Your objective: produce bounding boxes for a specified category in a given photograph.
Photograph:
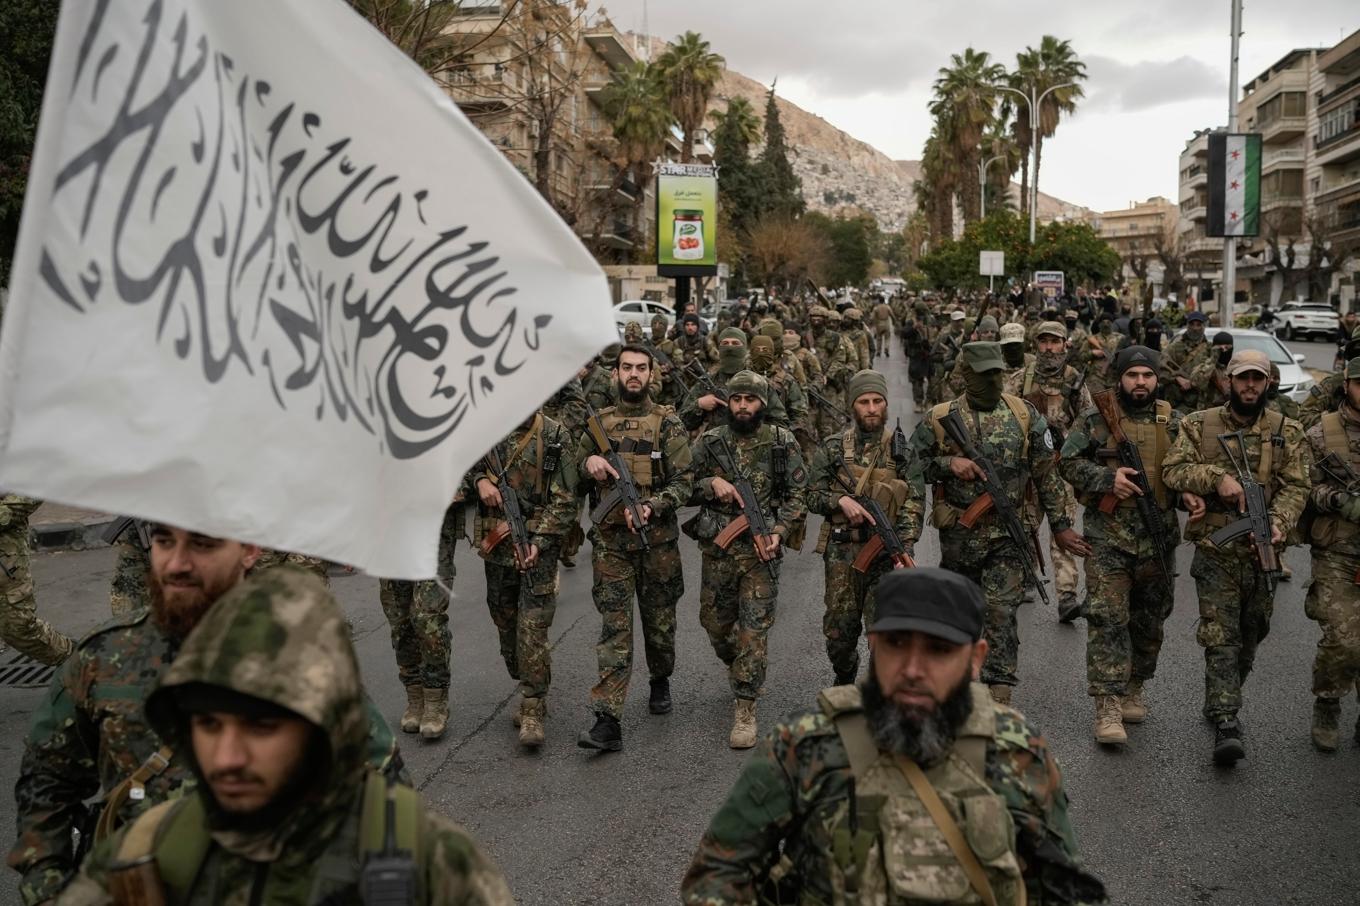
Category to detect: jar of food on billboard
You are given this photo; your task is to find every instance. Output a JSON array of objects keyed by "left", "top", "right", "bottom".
[{"left": 672, "top": 209, "right": 705, "bottom": 261}]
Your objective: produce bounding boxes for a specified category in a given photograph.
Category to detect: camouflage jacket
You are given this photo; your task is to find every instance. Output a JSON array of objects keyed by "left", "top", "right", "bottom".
[
  {"left": 0, "top": 493, "right": 42, "bottom": 529},
  {"left": 1162, "top": 405, "right": 1311, "bottom": 547},
  {"left": 1059, "top": 402, "right": 1185, "bottom": 555},
  {"left": 1304, "top": 402, "right": 1360, "bottom": 557},
  {"left": 680, "top": 368, "right": 789, "bottom": 433},
  {"left": 572, "top": 398, "right": 693, "bottom": 551},
  {"left": 674, "top": 332, "right": 713, "bottom": 368},
  {"left": 930, "top": 328, "right": 965, "bottom": 369},
  {"left": 1299, "top": 370, "right": 1345, "bottom": 430},
  {"left": 582, "top": 364, "right": 616, "bottom": 411},
  {"left": 680, "top": 692, "right": 1106, "bottom": 905},
  {"left": 543, "top": 376, "right": 588, "bottom": 433},
  {"left": 911, "top": 396, "right": 1073, "bottom": 539},
  {"left": 806, "top": 426, "right": 926, "bottom": 546},
  {"left": 1159, "top": 334, "right": 1214, "bottom": 405},
  {"left": 10, "top": 610, "right": 402, "bottom": 905},
  {"left": 843, "top": 326, "right": 873, "bottom": 370},
  {"left": 57, "top": 569, "right": 512, "bottom": 906},
  {"left": 812, "top": 331, "right": 856, "bottom": 390},
  {"left": 1004, "top": 362, "right": 1094, "bottom": 438},
  {"left": 682, "top": 423, "right": 809, "bottom": 556},
  {"left": 1188, "top": 358, "right": 1229, "bottom": 410},
  {"left": 468, "top": 414, "right": 579, "bottom": 566},
  {"left": 790, "top": 346, "right": 824, "bottom": 389},
  {"left": 753, "top": 362, "right": 809, "bottom": 428},
  {"left": 1266, "top": 391, "right": 1301, "bottom": 421}
]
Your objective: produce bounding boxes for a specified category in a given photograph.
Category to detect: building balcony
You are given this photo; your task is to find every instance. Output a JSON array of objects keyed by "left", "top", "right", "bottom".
[
  {"left": 1318, "top": 75, "right": 1360, "bottom": 114},
  {"left": 1262, "top": 147, "right": 1306, "bottom": 174},
  {"left": 1183, "top": 236, "right": 1226, "bottom": 255},
  {"left": 584, "top": 29, "right": 637, "bottom": 71},
  {"left": 444, "top": 68, "right": 517, "bottom": 110},
  {"left": 1315, "top": 122, "right": 1360, "bottom": 166},
  {"left": 1182, "top": 167, "right": 1207, "bottom": 190},
  {"left": 1179, "top": 204, "right": 1207, "bottom": 223},
  {"left": 588, "top": 175, "right": 641, "bottom": 201},
  {"left": 1260, "top": 114, "right": 1308, "bottom": 143},
  {"left": 582, "top": 217, "right": 637, "bottom": 250},
  {"left": 1318, "top": 29, "right": 1360, "bottom": 77},
  {"left": 1316, "top": 175, "right": 1360, "bottom": 207},
  {"left": 1261, "top": 193, "right": 1303, "bottom": 214}
]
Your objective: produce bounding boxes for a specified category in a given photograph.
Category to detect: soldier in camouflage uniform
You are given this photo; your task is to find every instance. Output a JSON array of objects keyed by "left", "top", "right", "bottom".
[
  {"left": 108, "top": 532, "right": 152, "bottom": 616},
  {"left": 842, "top": 307, "right": 873, "bottom": 370},
  {"left": 545, "top": 374, "right": 590, "bottom": 568},
  {"left": 378, "top": 502, "right": 463, "bottom": 741},
  {"left": 0, "top": 495, "right": 74, "bottom": 666},
  {"left": 582, "top": 344, "right": 620, "bottom": 411},
  {"left": 1060, "top": 346, "right": 1184, "bottom": 746},
  {"left": 943, "top": 316, "right": 1001, "bottom": 401},
  {"left": 902, "top": 302, "right": 935, "bottom": 411},
  {"left": 808, "top": 307, "right": 857, "bottom": 435},
  {"left": 1188, "top": 331, "right": 1234, "bottom": 412},
  {"left": 808, "top": 370, "right": 925, "bottom": 685},
  {"left": 1163, "top": 349, "right": 1311, "bottom": 766},
  {"left": 469, "top": 410, "right": 577, "bottom": 748},
  {"left": 1301, "top": 357, "right": 1360, "bottom": 751},
  {"left": 647, "top": 312, "right": 685, "bottom": 406},
  {"left": 929, "top": 310, "right": 967, "bottom": 405},
  {"left": 681, "top": 371, "right": 808, "bottom": 748},
  {"left": 681, "top": 568, "right": 1106, "bottom": 906},
  {"left": 1266, "top": 362, "right": 1301, "bottom": 421},
  {"left": 679, "top": 329, "right": 789, "bottom": 434},
  {"left": 1082, "top": 316, "right": 1129, "bottom": 395},
  {"left": 575, "top": 345, "right": 694, "bottom": 753},
  {"left": 871, "top": 296, "right": 894, "bottom": 358},
  {"left": 1299, "top": 327, "right": 1360, "bottom": 429},
  {"left": 8, "top": 525, "right": 402, "bottom": 905},
  {"left": 672, "top": 313, "right": 711, "bottom": 369},
  {"left": 748, "top": 334, "right": 812, "bottom": 452},
  {"left": 1006, "top": 321, "right": 1095, "bottom": 621},
  {"left": 782, "top": 323, "right": 823, "bottom": 391},
  {"left": 1159, "top": 310, "right": 1214, "bottom": 411},
  {"left": 998, "top": 321, "right": 1033, "bottom": 378},
  {"left": 911, "top": 342, "right": 1091, "bottom": 704},
  {"left": 58, "top": 568, "right": 512, "bottom": 906}
]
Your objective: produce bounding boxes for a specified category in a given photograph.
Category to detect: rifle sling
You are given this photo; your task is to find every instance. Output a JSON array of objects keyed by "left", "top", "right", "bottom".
[{"left": 894, "top": 756, "right": 1005, "bottom": 906}]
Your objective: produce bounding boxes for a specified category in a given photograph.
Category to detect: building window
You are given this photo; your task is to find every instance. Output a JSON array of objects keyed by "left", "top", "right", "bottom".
[{"left": 1258, "top": 90, "right": 1306, "bottom": 125}]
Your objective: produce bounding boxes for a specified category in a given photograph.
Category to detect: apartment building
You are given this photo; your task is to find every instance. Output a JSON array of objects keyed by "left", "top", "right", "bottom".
[
  {"left": 1309, "top": 30, "right": 1360, "bottom": 265},
  {"left": 1177, "top": 129, "right": 1224, "bottom": 301}
]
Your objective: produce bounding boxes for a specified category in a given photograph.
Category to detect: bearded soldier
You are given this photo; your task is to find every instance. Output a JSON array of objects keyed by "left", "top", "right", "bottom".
[
  {"left": 1006, "top": 321, "right": 1095, "bottom": 621},
  {"left": 681, "top": 328, "right": 788, "bottom": 434},
  {"left": 681, "top": 371, "right": 808, "bottom": 748},
  {"left": 1163, "top": 349, "right": 1311, "bottom": 766},
  {"left": 1300, "top": 327, "right": 1360, "bottom": 429},
  {"left": 1160, "top": 310, "right": 1214, "bottom": 411},
  {"left": 1060, "top": 347, "right": 1185, "bottom": 746},
  {"left": 681, "top": 569, "right": 1107, "bottom": 906},
  {"left": 808, "top": 370, "right": 925, "bottom": 684},
  {"left": 911, "top": 342, "right": 1092, "bottom": 704},
  {"left": 674, "top": 313, "right": 712, "bottom": 369}
]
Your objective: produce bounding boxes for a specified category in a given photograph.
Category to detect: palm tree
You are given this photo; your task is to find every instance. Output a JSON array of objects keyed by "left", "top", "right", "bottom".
[
  {"left": 1011, "top": 37, "right": 1086, "bottom": 221},
  {"left": 709, "top": 95, "right": 762, "bottom": 147},
  {"left": 980, "top": 119, "right": 1023, "bottom": 217},
  {"left": 656, "top": 31, "right": 725, "bottom": 163},
  {"left": 930, "top": 48, "right": 1005, "bottom": 226},
  {"left": 916, "top": 130, "right": 960, "bottom": 245},
  {"left": 600, "top": 61, "right": 673, "bottom": 243}
]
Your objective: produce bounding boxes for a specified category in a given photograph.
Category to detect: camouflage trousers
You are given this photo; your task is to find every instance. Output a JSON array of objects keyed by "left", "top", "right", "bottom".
[
  {"left": 1050, "top": 489, "right": 1080, "bottom": 599},
  {"left": 109, "top": 540, "right": 150, "bottom": 616},
  {"left": 1189, "top": 544, "right": 1275, "bottom": 721},
  {"left": 940, "top": 530, "right": 1025, "bottom": 687},
  {"left": 699, "top": 548, "right": 779, "bottom": 701},
  {"left": 1084, "top": 543, "right": 1175, "bottom": 696},
  {"left": 0, "top": 525, "right": 73, "bottom": 665},
  {"left": 1305, "top": 548, "right": 1360, "bottom": 700},
  {"left": 589, "top": 542, "right": 683, "bottom": 719},
  {"left": 821, "top": 544, "right": 894, "bottom": 681},
  {"left": 379, "top": 577, "right": 452, "bottom": 690},
  {"left": 482, "top": 543, "right": 559, "bottom": 699}
]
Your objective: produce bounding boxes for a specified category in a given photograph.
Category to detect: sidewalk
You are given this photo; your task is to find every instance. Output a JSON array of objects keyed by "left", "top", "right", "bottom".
[{"left": 27, "top": 502, "right": 114, "bottom": 551}]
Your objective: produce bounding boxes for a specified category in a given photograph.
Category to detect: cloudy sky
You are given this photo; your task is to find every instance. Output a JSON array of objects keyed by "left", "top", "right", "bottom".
[{"left": 598, "top": 0, "right": 1357, "bottom": 213}]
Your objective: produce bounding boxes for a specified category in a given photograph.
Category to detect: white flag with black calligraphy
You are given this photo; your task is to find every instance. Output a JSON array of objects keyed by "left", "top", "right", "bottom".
[{"left": 0, "top": 0, "right": 615, "bottom": 578}]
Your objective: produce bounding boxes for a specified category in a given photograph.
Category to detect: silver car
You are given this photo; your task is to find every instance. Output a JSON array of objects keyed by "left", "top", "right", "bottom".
[{"left": 1171, "top": 327, "right": 1316, "bottom": 403}]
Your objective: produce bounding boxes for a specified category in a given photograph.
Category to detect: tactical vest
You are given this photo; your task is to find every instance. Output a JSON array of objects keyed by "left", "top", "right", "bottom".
[
  {"left": 927, "top": 395, "right": 1033, "bottom": 531},
  {"left": 596, "top": 405, "right": 666, "bottom": 527},
  {"left": 818, "top": 684, "right": 1025, "bottom": 906},
  {"left": 816, "top": 430, "right": 910, "bottom": 554},
  {"left": 1309, "top": 412, "right": 1360, "bottom": 548},
  {"left": 1094, "top": 400, "right": 1172, "bottom": 510},
  {"left": 1191, "top": 407, "right": 1285, "bottom": 537},
  {"left": 1019, "top": 363, "right": 1076, "bottom": 431},
  {"left": 472, "top": 415, "right": 557, "bottom": 547}
]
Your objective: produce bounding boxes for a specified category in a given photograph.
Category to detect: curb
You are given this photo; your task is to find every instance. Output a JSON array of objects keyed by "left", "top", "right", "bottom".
[{"left": 29, "top": 519, "right": 116, "bottom": 553}]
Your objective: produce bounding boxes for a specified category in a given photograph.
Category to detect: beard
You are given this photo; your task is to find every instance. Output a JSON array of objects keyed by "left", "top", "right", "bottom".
[
  {"left": 1229, "top": 387, "right": 1267, "bottom": 419},
  {"left": 1117, "top": 384, "right": 1154, "bottom": 411},
  {"left": 730, "top": 407, "right": 766, "bottom": 435},
  {"left": 617, "top": 379, "right": 646, "bottom": 404},
  {"left": 854, "top": 413, "right": 884, "bottom": 434},
  {"left": 148, "top": 567, "right": 238, "bottom": 640},
  {"left": 199, "top": 730, "right": 327, "bottom": 834},
  {"left": 861, "top": 659, "right": 974, "bottom": 766}
]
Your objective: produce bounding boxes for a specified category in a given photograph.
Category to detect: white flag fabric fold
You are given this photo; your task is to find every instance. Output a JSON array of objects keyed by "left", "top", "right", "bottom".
[{"left": 0, "top": 0, "right": 614, "bottom": 578}]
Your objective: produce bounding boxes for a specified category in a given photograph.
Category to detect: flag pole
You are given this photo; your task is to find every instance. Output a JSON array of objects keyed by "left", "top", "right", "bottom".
[{"left": 1221, "top": 0, "right": 1242, "bottom": 329}]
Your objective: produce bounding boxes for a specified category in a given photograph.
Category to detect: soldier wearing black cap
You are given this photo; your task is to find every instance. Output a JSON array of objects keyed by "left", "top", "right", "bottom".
[
  {"left": 1189, "top": 331, "right": 1234, "bottom": 411},
  {"left": 1160, "top": 310, "right": 1213, "bottom": 410},
  {"left": 1060, "top": 346, "right": 1188, "bottom": 746},
  {"left": 682, "top": 568, "right": 1106, "bottom": 906}
]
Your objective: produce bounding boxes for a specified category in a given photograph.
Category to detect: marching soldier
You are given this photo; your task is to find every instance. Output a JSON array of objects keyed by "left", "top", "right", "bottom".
[
  {"left": 1160, "top": 310, "right": 1213, "bottom": 410},
  {"left": 808, "top": 306, "right": 857, "bottom": 434},
  {"left": 998, "top": 322, "right": 1031, "bottom": 378},
  {"left": 807, "top": 370, "right": 924, "bottom": 684},
  {"left": 545, "top": 374, "right": 589, "bottom": 568},
  {"left": 681, "top": 371, "right": 808, "bottom": 748},
  {"left": 902, "top": 302, "right": 934, "bottom": 411},
  {"left": 1163, "top": 349, "right": 1311, "bottom": 766},
  {"left": 1266, "top": 362, "right": 1301, "bottom": 421},
  {"left": 674, "top": 313, "right": 712, "bottom": 368},
  {"left": 575, "top": 345, "right": 693, "bottom": 753},
  {"left": 680, "top": 329, "right": 787, "bottom": 434},
  {"left": 928, "top": 310, "right": 966, "bottom": 405},
  {"left": 1300, "top": 326, "right": 1360, "bottom": 429},
  {"left": 1301, "top": 356, "right": 1360, "bottom": 751},
  {"left": 1060, "top": 347, "right": 1184, "bottom": 745},
  {"left": 0, "top": 495, "right": 74, "bottom": 666},
  {"left": 910, "top": 342, "right": 1091, "bottom": 704},
  {"left": 871, "top": 295, "right": 894, "bottom": 358},
  {"left": 1188, "top": 331, "right": 1234, "bottom": 411},
  {"left": 842, "top": 307, "right": 873, "bottom": 369}
]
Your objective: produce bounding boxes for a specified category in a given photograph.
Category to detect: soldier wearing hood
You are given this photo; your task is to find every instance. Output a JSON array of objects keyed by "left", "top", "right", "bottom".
[
  {"left": 679, "top": 329, "right": 788, "bottom": 434},
  {"left": 56, "top": 568, "right": 512, "bottom": 905}
]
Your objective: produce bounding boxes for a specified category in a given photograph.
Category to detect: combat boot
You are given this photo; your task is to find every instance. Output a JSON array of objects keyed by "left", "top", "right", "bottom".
[
  {"left": 1094, "top": 696, "right": 1127, "bottom": 746},
  {"left": 648, "top": 677, "right": 673, "bottom": 715},
  {"left": 518, "top": 697, "right": 545, "bottom": 748},
  {"left": 1212, "top": 719, "right": 1245, "bottom": 766},
  {"left": 988, "top": 684, "right": 1012, "bottom": 705},
  {"left": 401, "top": 685, "right": 424, "bottom": 734},
  {"left": 512, "top": 699, "right": 548, "bottom": 729},
  {"left": 578, "top": 713, "right": 622, "bottom": 752},
  {"left": 730, "top": 698, "right": 758, "bottom": 749},
  {"left": 1122, "top": 682, "right": 1148, "bottom": 724},
  {"left": 420, "top": 687, "right": 449, "bottom": 740},
  {"left": 1311, "top": 698, "right": 1340, "bottom": 753},
  {"left": 1057, "top": 593, "right": 1084, "bottom": 624}
]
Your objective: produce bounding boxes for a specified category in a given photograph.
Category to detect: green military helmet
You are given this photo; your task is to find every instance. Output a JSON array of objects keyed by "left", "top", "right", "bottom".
[
  {"left": 726, "top": 369, "right": 769, "bottom": 404},
  {"left": 843, "top": 308, "right": 863, "bottom": 323},
  {"left": 1346, "top": 356, "right": 1360, "bottom": 381},
  {"left": 826, "top": 309, "right": 844, "bottom": 326},
  {"left": 623, "top": 321, "right": 644, "bottom": 343}
]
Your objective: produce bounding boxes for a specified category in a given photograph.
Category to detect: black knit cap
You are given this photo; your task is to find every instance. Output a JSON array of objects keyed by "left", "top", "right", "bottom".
[{"left": 1113, "top": 345, "right": 1160, "bottom": 376}]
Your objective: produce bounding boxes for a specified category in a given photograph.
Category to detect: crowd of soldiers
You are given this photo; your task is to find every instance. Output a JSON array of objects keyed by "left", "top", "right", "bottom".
[{"left": 1, "top": 282, "right": 1358, "bottom": 905}]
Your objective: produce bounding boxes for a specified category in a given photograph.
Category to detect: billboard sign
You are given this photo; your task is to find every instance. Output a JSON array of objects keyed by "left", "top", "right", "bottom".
[
  {"left": 979, "top": 250, "right": 1004, "bottom": 276},
  {"left": 657, "top": 162, "right": 718, "bottom": 278},
  {"left": 1034, "top": 271, "right": 1065, "bottom": 300}
]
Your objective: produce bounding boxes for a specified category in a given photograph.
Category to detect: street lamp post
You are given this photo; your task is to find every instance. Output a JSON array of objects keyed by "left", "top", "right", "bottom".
[
  {"left": 979, "top": 155, "right": 1004, "bottom": 220},
  {"left": 994, "top": 82, "right": 1078, "bottom": 245}
]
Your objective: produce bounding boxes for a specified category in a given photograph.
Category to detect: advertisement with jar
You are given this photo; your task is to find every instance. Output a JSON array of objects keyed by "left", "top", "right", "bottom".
[{"left": 656, "top": 163, "right": 718, "bottom": 277}]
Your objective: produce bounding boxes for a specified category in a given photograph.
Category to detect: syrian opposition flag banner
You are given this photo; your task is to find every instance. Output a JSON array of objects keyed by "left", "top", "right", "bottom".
[
  {"left": 1206, "top": 133, "right": 1262, "bottom": 238},
  {"left": 0, "top": 0, "right": 615, "bottom": 579}
]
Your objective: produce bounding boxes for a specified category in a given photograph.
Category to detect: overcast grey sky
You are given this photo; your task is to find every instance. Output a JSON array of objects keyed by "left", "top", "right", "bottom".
[{"left": 597, "top": 1, "right": 1357, "bottom": 213}]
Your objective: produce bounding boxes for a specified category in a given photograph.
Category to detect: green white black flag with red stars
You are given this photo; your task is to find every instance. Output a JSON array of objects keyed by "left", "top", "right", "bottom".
[{"left": 1206, "top": 133, "right": 1261, "bottom": 238}]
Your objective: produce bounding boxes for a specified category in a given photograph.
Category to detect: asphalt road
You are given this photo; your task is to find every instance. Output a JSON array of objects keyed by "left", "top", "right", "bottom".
[{"left": 2, "top": 337, "right": 1357, "bottom": 905}]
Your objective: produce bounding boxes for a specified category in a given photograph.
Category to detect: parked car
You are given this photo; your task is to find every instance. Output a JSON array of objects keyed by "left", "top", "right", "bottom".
[
  {"left": 698, "top": 299, "right": 735, "bottom": 333},
  {"left": 1171, "top": 327, "right": 1315, "bottom": 402},
  {"left": 613, "top": 300, "right": 674, "bottom": 336},
  {"left": 1273, "top": 301, "right": 1340, "bottom": 341}
]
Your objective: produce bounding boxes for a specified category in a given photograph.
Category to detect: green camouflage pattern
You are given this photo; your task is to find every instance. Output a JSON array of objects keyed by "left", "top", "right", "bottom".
[
  {"left": 543, "top": 375, "right": 589, "bottom": 433},
  {"left": 1158, "top": 332, "right": 1214, "bottom": 411},
  {"left": 680, "top": 689, "right": 1105, "bottom": 905},
  {"left": 842, "top": 324, "right": 873, "bottom": 371},
  {"left": 0, "top": 495, "right": 73, "bottom": 665},
  {"left": 109, "top": 538, "right": 150, "bottom": 616},
  {"left": 380, "top": 503, "right": 463, "bottom": 690},
  {"left": 928, "top": 327, "right": 965, "bottom": 405},
  {"left": 1299, "top": 370, "right": 1346, "bottom": 430},
  {"left": 1304, "top": 407, "right": 1360, "bottom": 699},
  {"left": 680, "top": 364, "right": 791, "bottom": 433}
]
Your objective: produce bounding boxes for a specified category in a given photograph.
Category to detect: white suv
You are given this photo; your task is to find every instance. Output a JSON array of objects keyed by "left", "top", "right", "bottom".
[{"left": 1273, "top": 302, "right": 1340, "bottom": 342}]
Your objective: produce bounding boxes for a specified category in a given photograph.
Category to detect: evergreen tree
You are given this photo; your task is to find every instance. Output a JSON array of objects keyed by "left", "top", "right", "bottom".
[
  {"left": 711, "top": 96, "right": 761, "bottom": 237},
  {"left": 756, "top": 83, "right": 803, "bottom": 219}
]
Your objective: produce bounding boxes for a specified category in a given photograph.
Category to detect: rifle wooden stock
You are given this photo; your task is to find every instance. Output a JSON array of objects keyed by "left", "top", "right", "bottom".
[
  {"left": 480, "top": 521, "right": 511, "bottom": 556},
  {"left": 1098, "top": 492, "right": 1120, "bottom": 515},
  {"left": 959, "top": 493, "right": 994, "bottom": 528},
  {"left": 714, "top": 514, "right": 750, "bottom": 550},
  {"left": 108, "top": 856, "right": 169, "bottom": 906},
  {"left": 851, "top": 535, "right": 916, "bottom": 574}
]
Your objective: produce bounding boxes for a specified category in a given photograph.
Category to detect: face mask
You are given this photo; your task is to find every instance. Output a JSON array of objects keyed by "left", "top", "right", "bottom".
[
  {"left": 1145, "top": 330, "right": 1162, "bottom": 347},
  {"left": 1065, "top": 319, "right": 1077, "bottom": 330},
  {"left": 1187, "top": 325, "right": 1204, "bottom": 341},
  {"left": 782, "top": 334, "right": 800, "bottom": 352},
  {"left": 1002, "top": 344, "right": 1025, "bottom": 368},
  {"left": 1217, "top": 348, "right": 1232, "bottom": 366},
  {"left": 750, "top": 349, "right": 775, "bottom": 371},
  {"left": 963, "top": 368, "right": 1004, "bottom": 410},
  {"left": 719, "top": 346, "right": 746, "bottom": 373},
  {"left": 1037, "top": 350, "right": 1066, "bottom": 374}
]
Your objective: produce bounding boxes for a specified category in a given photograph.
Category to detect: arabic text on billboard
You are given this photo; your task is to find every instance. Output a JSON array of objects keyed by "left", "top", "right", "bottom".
[{"left": 657, "top": 163, "right": 717, "bottom": 277}]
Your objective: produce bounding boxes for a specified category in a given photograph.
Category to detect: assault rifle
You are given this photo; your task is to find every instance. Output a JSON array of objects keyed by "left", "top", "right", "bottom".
[
  {"left": 479, "top": 446, "right": 534, "bottom": 571},
  {"left": 1317, "top": 452, "right": 1360, "bottom": 587},
  {"left": 829, "top": 453, "right": 915, "bottom": 573},
  {"left": 100, "top": 516, "right": 151, "bottom": 550},
  {"left": 938, "top": 409, "right": 1052, "bottom": 608},
  {"left": 584, "top": 404, "right": 651, "bottom": 551},
  {"left": 1208, "top": 430, "right": 1281, "bottom": 593},
  {"left": 711, "top": 436, "right": 780, "bottom": 579},
  {"left": 1090, "top": 390, "right": 1174, "bottom": 586},
  {"left": 683, "top": 359, "right": 729, "bottom": 405},
  {"left": 891, "top": 418, "right": 909, "bottom": 464},
  {"left": 806, "top": 386, "right": 851, "bottom": 429}
]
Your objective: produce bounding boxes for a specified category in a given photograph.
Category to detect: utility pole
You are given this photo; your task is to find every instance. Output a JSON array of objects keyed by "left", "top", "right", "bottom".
[
  {"left": 1221, "top": 0, "right": 1243, "bottom": 328},
  {"left": 995, "top": 83, "right": 1077, "bottom": 245}
]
